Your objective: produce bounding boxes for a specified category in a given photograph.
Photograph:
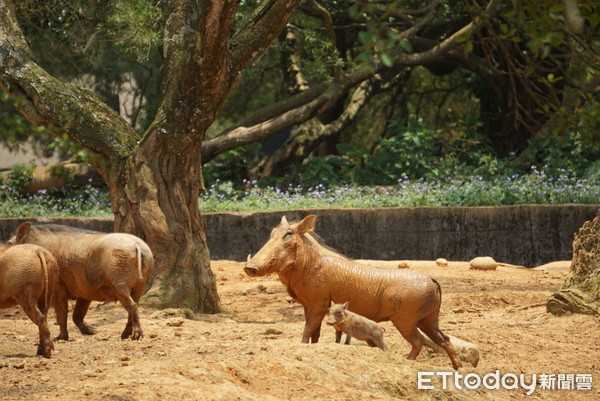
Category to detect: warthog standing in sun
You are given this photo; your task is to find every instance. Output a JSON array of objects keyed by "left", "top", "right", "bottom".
[
  {"left": 10, "top": 223, "right": 153, "bottom": 341},
  {"left": 0, "top": 244, "right": 58, "bottom": 357},
  {"left": 327, "top": 301, "right": 387, "bottom": 351},
  {"left": 244, "top": 215, "right": 462, "bottom": 369}
]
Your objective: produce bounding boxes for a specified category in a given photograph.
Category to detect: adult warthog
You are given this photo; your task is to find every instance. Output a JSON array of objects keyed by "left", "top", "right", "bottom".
[
  {"left": 244, "top": 215, "right": 462, "bottom": 369},
  {"left": 10, "top": 223, "right": 153, "bottom": 341},
  {"left": 0, "top": 244, "right": 58, "bottom": 357}
]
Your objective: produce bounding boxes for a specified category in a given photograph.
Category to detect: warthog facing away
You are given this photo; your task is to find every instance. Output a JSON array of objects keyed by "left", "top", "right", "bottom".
[
  {"left": 245, "top": 215, "right": 462, "bottom": 369},
  {"left": 0, "top": 244, "right": 58, "bottom": 357},
  {"left": 327, "top": 301, "right": 387, "bottom": 351},
  {"left": 10, "top": 223, "right": 153, "bottom": 341}
]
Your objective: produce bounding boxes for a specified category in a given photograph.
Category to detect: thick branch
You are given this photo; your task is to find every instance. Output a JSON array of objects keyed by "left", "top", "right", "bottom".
[
  {"left": 251, "top": 78, "right": 372, "bottom": 177},
  {"left": 0, "top": 0, "right": 138, "bottom": 161},
  {"left": 201, "top": 65, "right": 375, "bottom": 162},
  {"left": 202, "top": 0, "right": 505, "bottom": 163},
  {"left": 230, "top": 0, "right": 303, "bottom": 75},
  {"left": 152, "top": 0, "right": 239, "bottom": 138}
]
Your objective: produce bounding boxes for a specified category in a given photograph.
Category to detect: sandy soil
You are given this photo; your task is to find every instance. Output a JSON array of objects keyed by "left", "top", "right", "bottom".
[{"left": 1, "top": 259, "right": 598, "bottom": 401}]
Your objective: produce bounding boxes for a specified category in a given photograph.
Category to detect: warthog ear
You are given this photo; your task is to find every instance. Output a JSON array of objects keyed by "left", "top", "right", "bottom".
[
  {"left": 16, "top": 222, "right": 32, "bottom": 241},
  {"left": 281, "top": 216, "right": 289, "bottom": 225},
  {"left": 342, "top": 301, "right": 349, "bottom": 310},
  {"left": 296, "top": 215, "right": 317, "bottom": 235}
]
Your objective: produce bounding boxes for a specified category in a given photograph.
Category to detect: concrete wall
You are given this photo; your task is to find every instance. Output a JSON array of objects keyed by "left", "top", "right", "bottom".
[{"left": 1, "top": 205, "right": 598, "bottom": 267}]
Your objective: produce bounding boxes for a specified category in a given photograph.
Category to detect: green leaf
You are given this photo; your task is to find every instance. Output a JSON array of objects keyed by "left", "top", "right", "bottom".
[
  {"left": 381, "top": 53, "right": 393, "bottom": 67},
  {"left": 399, "top": 39, "right": 412, "bottom": 53},
  {"left": 358, "top": 31, "right": 372, "bottom": 45},
  {"left": 357, "top": 51, "right": 372, "bottom": 63}
]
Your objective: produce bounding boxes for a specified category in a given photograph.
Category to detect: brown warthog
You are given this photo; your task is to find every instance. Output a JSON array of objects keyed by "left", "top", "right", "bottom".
[
  {"left": 10, "top": 223, "right": 153, "bottom": 341},
  {"left": 245, "top": 215, "right": 462, "bottom": 369},
  {"left": 0, "top": 244, "right": 58, "bottom": 357},
  {"left": 327, "top": 301, "right": 387, "bottom": 351}
]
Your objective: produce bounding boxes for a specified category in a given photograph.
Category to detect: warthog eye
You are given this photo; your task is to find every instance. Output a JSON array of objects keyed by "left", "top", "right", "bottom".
[{"left": 284, "top": 229, "right": 293, "bottom": 237}]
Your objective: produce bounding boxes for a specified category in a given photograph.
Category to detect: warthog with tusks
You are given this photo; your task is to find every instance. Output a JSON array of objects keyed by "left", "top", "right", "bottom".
[{"left": 244, "top": 215, "right": 462, "bottom": 369}]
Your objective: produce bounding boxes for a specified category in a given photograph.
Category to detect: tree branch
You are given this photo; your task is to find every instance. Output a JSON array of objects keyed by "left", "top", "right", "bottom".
[
  {"left": 0, "top": 0, "right": 138, "bottom": 162},
  {"left": 202, "top": 0, "right": 505, "bottom": 163},
  {"left": 230, "top": 0, "right": 304, "bottom": 75}
]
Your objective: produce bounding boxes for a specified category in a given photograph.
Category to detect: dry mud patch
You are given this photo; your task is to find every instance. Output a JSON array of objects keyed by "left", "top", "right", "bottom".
[{"left": 1, "top": 260, "right": 599, "bottom": 401}]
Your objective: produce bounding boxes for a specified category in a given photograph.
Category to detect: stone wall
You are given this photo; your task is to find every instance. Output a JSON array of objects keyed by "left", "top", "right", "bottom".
[{"left": 1, "top": 205, "right": 598, "bottom": 267}]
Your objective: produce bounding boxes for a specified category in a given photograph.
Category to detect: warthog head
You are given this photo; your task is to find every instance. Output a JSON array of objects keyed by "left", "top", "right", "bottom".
[
  {"left": 244, "top": 215, "right": 317, "bottom": 277},
  {"left": 326, "top": 301, "right": 349, "bottom": 326},
  {"left": 7, "top": 222, "right": 34, "bottom": 244}
]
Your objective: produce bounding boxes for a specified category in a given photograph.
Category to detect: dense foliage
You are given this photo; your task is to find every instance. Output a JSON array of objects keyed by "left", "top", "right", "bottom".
[
  {"left": 2, "top": 130, "right": 598, "bottom": 217},
  {"left": 1, "top": 0, "right": 599, "bottom": 216}
]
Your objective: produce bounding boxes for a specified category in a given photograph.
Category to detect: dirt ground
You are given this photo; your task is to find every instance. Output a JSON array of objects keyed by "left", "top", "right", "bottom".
[{"left": 1, "top": 259, "right": 598, "bottom": 401}]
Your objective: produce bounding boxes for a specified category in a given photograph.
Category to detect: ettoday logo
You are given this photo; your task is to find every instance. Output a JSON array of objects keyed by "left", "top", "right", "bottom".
[{"left": 418, "top": 370, "right": 593, "bottom": 395}]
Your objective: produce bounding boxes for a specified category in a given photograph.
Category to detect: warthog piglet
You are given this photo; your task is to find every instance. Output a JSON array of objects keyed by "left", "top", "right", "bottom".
[{"left": 327, "top": 301, "right": 387, "bottom": 351}]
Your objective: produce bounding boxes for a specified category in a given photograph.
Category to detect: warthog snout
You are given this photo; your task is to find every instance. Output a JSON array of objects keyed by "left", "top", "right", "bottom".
[
  {"left": 244, "top": 254, "right": 259, "bottom": 276},
  {"left": 244, "top": 266, "right": 259, "bottom": 276}
]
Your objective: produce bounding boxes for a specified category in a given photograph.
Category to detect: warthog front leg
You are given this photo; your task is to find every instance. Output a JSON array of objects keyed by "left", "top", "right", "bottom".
[
  {"left": 73, "top": 298, "right": 96, "bottom": 335},
  {"left": 302, "top": 306, "right": 327, "bottom": 343},
  {"left": 53, "top": 282, "right": 70, "bottom": 341},
  {"left": 344, "top": 327, "right": 354, "bottom": 345}
]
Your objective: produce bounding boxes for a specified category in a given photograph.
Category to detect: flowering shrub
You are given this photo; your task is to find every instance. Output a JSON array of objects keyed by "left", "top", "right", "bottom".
[
  {"left": 0, "top": 183, "right": 112, "bottom": 217},
  {"left": 1, "top": 166, "right": 598, "bottom": 217},
  {"left": 199, "top": 168, "right": 600, "bottom": 212}
]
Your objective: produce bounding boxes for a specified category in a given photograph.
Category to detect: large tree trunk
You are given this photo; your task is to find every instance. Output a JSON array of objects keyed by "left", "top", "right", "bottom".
[{"left": 104, "top": 134, "right": 219, "bottom": 312}]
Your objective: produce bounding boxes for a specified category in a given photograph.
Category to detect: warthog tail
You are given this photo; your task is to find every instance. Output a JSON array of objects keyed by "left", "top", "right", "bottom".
[
  {"left": 431, "top": 277, "right": 442, "bottom": 301},
  {"left": 37, "top": 250, "right": 49, "bottom": 310},
  {"left": 136, "top": 244, "right": 143, "bottom": 281}
]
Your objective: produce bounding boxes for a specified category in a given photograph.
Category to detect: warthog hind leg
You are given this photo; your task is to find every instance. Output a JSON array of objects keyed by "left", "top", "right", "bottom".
[
  {"left": 116, "top": 291, "right": 142, "bottom": 340},
  {"left": 19, "top": 292, "right": 54, "bottom": 358},
  {"left": 392, "top": 320, "right": 425, "bottom": 360},
  {"left": 418, "top": 316, "right": 462, "bottom": 370},
  {"left": 73, "top": 298, "right": 96, "bottom": 335}
]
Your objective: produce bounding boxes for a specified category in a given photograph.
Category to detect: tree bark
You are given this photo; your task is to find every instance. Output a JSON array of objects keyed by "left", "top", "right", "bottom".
[{"left": 547, "top": 215, "right": 600, "bottom": 316}]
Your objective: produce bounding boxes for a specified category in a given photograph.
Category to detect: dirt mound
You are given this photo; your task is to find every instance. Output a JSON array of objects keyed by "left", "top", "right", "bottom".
[{"left": 1, "top": 260, "right": 598, "bottom": 400}]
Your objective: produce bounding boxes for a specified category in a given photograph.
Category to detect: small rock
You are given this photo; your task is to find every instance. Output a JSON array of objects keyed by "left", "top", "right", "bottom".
[
  {"left": 397, "top": 261, "right": 409, "bottom": 269},
  {"left": 436, "top": 258, "right": 448, "bottom": 267},
  {"left": 470, "top": 256, "right": 498, "bottom": 270},
  {"left": 119, "top": 356, "right": 130, "bottom": 362},
  {"left": 166, "top": 319, "right": 184, "bottom": 327},
  {"left": 263, "top": 328, "right": 283, "bottom": 335}
]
